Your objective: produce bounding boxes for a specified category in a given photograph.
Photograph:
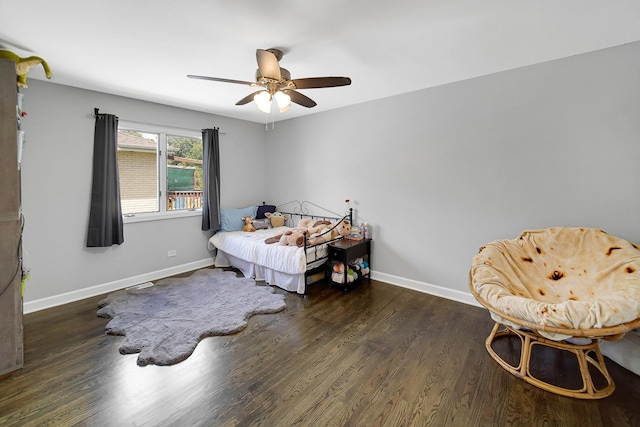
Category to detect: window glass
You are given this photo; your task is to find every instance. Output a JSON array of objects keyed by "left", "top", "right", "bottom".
[
  {"left": 116, "top": 124, "right": 203, "bottom": 218},
  {"left": 167, "top": 135, "right": 203, "bottom": 211},
  {"left": 117, "top": 130, "right": 159, "bottom": 215}
]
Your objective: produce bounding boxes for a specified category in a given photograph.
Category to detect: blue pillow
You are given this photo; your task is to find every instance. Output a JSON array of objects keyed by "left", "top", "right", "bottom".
[{"left": 220, "top": 206, "right": 258, "bottom": 232}]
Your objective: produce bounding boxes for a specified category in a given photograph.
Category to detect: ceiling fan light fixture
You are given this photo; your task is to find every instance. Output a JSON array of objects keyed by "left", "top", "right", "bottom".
[
  {"left": 254, "top": 91, "right": 272, "bottom": 113},
  {"left": 188, "top": 48, "right": 351, "bottom": 114},
  {"left": 274, "top": 90, "right": 291, "bottom": 111}
]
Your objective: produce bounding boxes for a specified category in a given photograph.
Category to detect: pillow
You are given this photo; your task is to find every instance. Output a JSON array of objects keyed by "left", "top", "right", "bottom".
[
  {"left": 252, "top": 218, "right": 271, "bottom": 230},
  {"left": 220, "top": 206, "right": 258, "bottom": 232},
  {"left": 256, "top": 204, "right": 276, "bottom": 219}
]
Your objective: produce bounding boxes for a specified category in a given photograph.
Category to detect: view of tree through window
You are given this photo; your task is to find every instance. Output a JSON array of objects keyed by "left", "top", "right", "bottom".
[
  {"left": 116, "top": 126, "right": 203, "bottom": 216},
  {"left": 167, "top": 135, "right": 203, "bottom": 210}
]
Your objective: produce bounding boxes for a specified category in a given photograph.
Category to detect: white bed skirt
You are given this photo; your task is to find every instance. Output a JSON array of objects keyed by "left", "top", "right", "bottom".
[
  {"left": 210, "top": 227, "right": 330, "bottom": 295},
  {"left": 215, "top": 250, "right": 308, "bottom": 294}
]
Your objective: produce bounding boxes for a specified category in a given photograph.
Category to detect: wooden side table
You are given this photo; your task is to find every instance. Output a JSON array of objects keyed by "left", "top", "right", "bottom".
[{"left": 328, "top": 238, "right": 371, "bottom": 292}]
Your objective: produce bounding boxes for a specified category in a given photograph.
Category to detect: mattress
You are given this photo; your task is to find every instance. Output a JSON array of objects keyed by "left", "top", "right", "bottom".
[{"left": 208, "top": 227, "right": 328, "bottom": 275}]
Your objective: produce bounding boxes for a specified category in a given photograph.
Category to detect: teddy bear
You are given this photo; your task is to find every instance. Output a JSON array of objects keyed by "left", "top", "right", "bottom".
[
  {"left": 296, "top": 218, "right": 351, "bottom": 238},
  {"left": 292, "top": 218, "right": 331, "bottom": 245},
  {"left": 0, "top": 50, "right": 53, "bottom": 88},
  {"left": 296, "top": 218, "right": 330, "bottom": 230},
  {"left": 331, "top": 219, "right": 352, "bottom": 240},
  {"left": 241, "top": 216, "right": 256, "bottom": 232},
  {"left": 264, "top": 217, "right": 351, "bottom": 247},
  {"left": 305, "top": 223, "right": 333, "bottom": 246}
]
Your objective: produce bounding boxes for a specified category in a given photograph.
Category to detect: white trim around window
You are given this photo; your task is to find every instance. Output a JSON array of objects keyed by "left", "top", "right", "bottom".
[{"left": 118, "top": 120, "right": 203, "bottom": 223}]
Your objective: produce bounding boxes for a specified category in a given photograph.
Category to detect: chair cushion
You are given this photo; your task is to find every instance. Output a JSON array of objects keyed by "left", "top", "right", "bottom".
[{"left": 471, "top": 227, "right": 640, "bottom": 330}]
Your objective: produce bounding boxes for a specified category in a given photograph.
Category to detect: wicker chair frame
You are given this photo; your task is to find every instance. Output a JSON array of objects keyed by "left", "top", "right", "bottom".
[{"left": 470, "top": 273, "right": 640, "bottom": 399}]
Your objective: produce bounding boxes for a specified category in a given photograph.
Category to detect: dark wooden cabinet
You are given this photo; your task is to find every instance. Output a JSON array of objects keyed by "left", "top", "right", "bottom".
[
  {"left": 0, "top": 58, "right": 23, "bottom": 375},
  {"left": 328, "top": 238, "right": 371, "bottom": 292}
]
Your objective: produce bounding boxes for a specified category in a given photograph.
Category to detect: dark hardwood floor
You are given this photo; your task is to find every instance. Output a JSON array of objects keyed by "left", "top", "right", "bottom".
[{"left": 1, "top": 272, "right": 639, "bottom": 426}]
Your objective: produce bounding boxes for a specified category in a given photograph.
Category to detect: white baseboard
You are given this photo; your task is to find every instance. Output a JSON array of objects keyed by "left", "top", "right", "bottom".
[
  {"left": 371, "top": 271, "right": 481, "bottom": 307},
  {"left": 24, "top": 261, "right": 479, "bottom": 314},
  {"left": 23, "top": 258, "right": 215, "bottom": 314}
]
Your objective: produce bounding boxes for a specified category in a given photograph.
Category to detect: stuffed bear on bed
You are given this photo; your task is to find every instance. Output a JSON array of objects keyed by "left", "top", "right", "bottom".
[{"left": 264, "top": 218, "right": 351, "bottom": 247}]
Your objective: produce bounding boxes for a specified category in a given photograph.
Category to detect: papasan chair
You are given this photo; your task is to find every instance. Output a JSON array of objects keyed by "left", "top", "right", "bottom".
[{"left": 470, "top": 227, "right": 640, "bottom": 399}]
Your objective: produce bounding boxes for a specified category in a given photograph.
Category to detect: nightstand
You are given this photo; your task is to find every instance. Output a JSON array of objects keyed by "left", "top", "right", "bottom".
[{"left": 328, "top": 238, "right": 371, "bottom": 292}]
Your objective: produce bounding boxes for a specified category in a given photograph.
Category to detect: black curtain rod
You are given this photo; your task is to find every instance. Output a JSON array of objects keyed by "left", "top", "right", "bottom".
[
  {"left": 94, "top": 108, "right": 224, "bottom": 133},
  {"left": 93, "top": 108, "right": 118, "bottom": 120}
]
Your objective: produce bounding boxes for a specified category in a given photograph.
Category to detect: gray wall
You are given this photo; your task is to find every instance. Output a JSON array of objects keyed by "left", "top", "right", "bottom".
[
  {"left": 20, "top": 81, "right": 267, "bottom": 310},
  {"left": 264, "top": 42, "right": 640, "bottom": 298},
  {"left": 19, "top": 41, "right": 640, "bottom": 310}
]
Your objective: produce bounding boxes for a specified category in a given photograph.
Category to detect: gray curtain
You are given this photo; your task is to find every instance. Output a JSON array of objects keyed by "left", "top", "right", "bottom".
[
  {"left": 87, "top": 112, "right": 124, "bottom": 247},
  {"left": 201, "top": 127, "right": 221, "bottom": 231}
]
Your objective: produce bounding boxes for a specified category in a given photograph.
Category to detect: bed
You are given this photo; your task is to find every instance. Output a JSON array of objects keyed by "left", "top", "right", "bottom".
[{"left": 208, "top": 201, "right": 353, "bottom": 294}]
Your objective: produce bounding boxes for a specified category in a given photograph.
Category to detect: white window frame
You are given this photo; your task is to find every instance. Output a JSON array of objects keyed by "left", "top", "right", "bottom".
[{"left": 118, "top": 120, "right": 202, "bottom": 223}]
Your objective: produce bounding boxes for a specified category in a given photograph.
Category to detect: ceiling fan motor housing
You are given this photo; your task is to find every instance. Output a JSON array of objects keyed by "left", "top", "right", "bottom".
[
  {"left": 255, "top": 67, "right": 291, "bottom": 86},
  {"left": 266, "top": 48, "right": 284, "bottom": 61},
  {"left": 188, "top": 47, "right": 350, "bottom": 109}
]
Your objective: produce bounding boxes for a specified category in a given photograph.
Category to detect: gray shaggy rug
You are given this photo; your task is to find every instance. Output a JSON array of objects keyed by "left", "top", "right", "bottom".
[{"left": 97, "top": 269, "right": 286, "bottom": 366}]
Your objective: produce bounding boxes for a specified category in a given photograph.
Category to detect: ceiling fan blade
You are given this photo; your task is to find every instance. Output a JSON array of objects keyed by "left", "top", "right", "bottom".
[
  {"left": 256, "top": 49, "right": 281, "bottom": 80},
  {"left": 290, "top": 77, "right": 351, "bottom": 89},
  {"left": 187, "top": 75, "right": 255, "bottom": 86},
  {"left": 236, "top": 90, "right": 264, "bottom": 106},
  {"left": 284, "top": 90, "right": 317, "bottom": 108}
]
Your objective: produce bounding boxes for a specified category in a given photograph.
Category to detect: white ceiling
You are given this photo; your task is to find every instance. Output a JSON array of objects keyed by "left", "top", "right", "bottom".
[{"left": 2, "top": 1, "right": 640, "bottom": 124}]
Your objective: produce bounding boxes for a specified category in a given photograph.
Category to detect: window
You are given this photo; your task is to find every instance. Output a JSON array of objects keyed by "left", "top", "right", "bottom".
[
  {"left": 117, "top": 122, "right": 203, "bottom": 220},
  {"left": 167, "top": 135, "right": 203, "bottom": 211}
]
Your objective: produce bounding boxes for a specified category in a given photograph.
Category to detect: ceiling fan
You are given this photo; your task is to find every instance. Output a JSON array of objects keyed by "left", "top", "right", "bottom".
[{"left": 187, "top": 48, "right": 351, "bottom": 113}]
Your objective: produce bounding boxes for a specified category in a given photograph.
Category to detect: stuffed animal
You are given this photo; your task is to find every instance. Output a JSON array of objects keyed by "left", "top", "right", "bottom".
[
  {"left": 278, "top": 230, "right": 304, "bottom": 247},
  {"left": 293, "top": 219, "right": 332, "bottom": 245},
  {"left": 350, "top": 262, "right": 362, "bottom": 280},
  {"left": 296, "top": 218, "right": 313, "bottom": 229},
  {"left": 264, "top": 235, "right": 279, "bottom": 244},
  {"left": 361, "top": 261, "right": 370, "bottom": 276},
  {"left": 251, "top": 217, "right": 271, "bottom": 230},
  {"left": 296, "top": 218, "right": 330, "bottom": 229},
  {"left": 0, "top": 50, "right": 53, "bottom": 88},
  {"left": 332, "top": 263, "right": 356, "bottom": 284},
  {"left": 331, "top": 219, "right": 352, "bottom": 239},
  {"left": 264, "top": 229, "right": 304, "bottom": 246},
  {"left": 264, "top": 224, "right": 327, "bottom": 247},
  {"left": 353, "top": 258, "right": 370, "bottom": 276},
  {"left": 265, "top": 211, "right": 288, "bottom": 227},
  {"left": 241, "top": 216, "right": 256, "bottom": 232},
  {"left": 306, "top": 224, "right": 333, "bottom": 246},
  {"left": 264, "top": 217, "right": 348, "bottom": 247}
]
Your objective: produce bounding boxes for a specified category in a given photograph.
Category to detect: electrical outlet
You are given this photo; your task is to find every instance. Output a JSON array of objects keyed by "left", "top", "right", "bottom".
[{"left": 167, "top": 249, "right": 177, "bottom": 257}]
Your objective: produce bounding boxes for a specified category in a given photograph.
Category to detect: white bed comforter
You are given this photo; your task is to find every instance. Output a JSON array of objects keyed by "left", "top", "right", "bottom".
[{"left": 208, "top": 227, "right": 327, "bottom": 275}]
